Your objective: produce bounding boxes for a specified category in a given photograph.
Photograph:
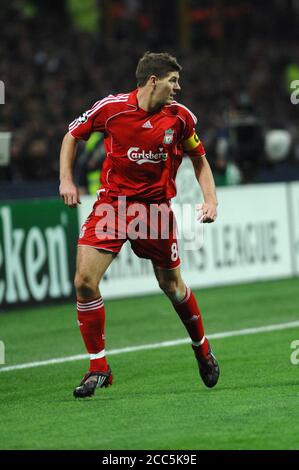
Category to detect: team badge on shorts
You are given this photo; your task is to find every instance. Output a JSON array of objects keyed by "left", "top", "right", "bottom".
[{"left": 163, "top": 128, "right": 174, "bottom": 144}]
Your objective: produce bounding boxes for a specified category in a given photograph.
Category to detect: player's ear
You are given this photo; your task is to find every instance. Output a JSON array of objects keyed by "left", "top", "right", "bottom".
[{"left": 148, "top": 75, "right": 158, "bottom": 88}]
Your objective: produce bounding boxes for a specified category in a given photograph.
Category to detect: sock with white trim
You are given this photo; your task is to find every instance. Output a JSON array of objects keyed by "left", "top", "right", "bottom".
[
  {"left": 76, "top": 297, "right": 108, "bottom": 373},
  {"left": 172, "top": 287, "right": 209, "bottom": 356}
]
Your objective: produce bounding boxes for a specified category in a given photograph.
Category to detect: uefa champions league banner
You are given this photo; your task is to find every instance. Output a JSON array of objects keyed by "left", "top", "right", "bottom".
[
  {"left": 0, "top": 174, "right": 295, "bottom": 310},
  {"left": 0, "top": 199, "right": 78, "bottom": 309},
  {"left": 79, "top": 159, "right": 294, "bottom": 300},
  {"left": 179, "top": 181, "right": 293, "bottom": 288}
]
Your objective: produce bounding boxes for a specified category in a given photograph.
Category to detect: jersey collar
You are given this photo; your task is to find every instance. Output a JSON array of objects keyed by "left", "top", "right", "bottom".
[
  {"left": 127, "top": 89, "right": 139, "bottom": 108},
  {"left": 127, "top": 88, "right": 172, "bottom": 115}
]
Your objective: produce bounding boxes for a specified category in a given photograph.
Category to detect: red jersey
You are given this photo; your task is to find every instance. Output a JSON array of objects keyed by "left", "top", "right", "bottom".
[{"left": 69, "top": 89, "right": 205, "bottom": 202}]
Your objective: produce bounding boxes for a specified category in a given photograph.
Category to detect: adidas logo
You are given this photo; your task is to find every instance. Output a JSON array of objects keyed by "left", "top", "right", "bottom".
[
  {"left": 96, "top": 374, "right": 107, "bottom": 388},
  {"left": 142, "top": 120, "right": 153, "bottom": 128}
]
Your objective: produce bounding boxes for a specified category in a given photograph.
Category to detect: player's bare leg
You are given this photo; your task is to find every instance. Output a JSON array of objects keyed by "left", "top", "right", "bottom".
[
  {"left": 153, "top": 265, "right": 220, "bottom": 388},
  {"left": 75, "top": 245, "right": 115, "bottom": 301},
  {"left": 73, "top": 246, "right": 116, "bottom": 398}
]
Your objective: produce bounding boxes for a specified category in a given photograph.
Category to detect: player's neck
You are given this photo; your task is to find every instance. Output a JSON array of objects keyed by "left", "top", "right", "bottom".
[{"left": 137, "top": 87, "right": 162, "bottom": 113}]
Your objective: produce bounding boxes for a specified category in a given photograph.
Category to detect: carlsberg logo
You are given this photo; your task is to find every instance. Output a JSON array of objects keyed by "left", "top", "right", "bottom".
[
  {"left": 0, "top": 206, "right": 72, "bottom": 304},
  {"left": 127, "top": 147, "right": 168, "bottom": 165}
]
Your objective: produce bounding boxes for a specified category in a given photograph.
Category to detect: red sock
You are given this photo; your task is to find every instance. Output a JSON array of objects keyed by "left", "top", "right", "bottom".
[
  {"left": 77, "top": 297, "right": 108, "bottom": 373},
  {"left": 173, "top": 287, "right": 209, "bottom": 356}
]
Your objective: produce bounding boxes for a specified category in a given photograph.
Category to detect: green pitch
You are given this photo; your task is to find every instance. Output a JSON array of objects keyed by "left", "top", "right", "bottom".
[{"left": 1, "top": 278, "right": 299, "bottom": 450}]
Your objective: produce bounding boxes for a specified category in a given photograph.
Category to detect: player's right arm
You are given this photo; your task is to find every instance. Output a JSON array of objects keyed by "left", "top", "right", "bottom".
[
  {"left": 59, "top": 132, "right": 81, "bottom": 208},
  {"left": 59, "top": 98, "right": 106, "bottom": 207},
  {"left": 59, "top": 95, "right": 115, "bottom": 206}
]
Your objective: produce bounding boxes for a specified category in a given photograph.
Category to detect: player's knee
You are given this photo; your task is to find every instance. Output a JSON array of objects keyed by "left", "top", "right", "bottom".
[
  {"left": 158, "top": 279, "right": 181, "bottom": 301},
  {"left": 74, "top": 272, "right": 98, "bottom": 298}
]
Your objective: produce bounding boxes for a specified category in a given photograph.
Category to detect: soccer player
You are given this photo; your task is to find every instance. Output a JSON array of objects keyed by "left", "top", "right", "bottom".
[{"left": 59, "top": 52, "right": 220, "bottom": 398}]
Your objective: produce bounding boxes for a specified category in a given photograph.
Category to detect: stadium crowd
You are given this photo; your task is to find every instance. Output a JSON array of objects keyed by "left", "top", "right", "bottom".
[{"left": 1, "top": 0, "right": 299, "bottom": 189}]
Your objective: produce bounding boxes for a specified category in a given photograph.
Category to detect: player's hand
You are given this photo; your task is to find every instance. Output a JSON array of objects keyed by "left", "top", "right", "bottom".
[
  {"left": 196, "top": 202, "right": 217, "bottom": 223},
  {"left": 59, "top": 180, "right": 81, "bottom": 208}
]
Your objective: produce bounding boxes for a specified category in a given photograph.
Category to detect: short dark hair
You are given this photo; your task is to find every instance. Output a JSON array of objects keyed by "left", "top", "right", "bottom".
[{"left": 136, "top": 52, "right": 182, "bottom": 87}]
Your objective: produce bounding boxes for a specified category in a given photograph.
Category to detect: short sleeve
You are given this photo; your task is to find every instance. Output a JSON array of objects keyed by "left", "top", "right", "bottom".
[
  {"left": 181, "top": 108, "right": 205, "bottom": 157},
  {"left": 181, "top": 106, "right": 197, "bottom": 141},
  {"left": 68, "top": 99, "right": 107, "bottom": 141}
]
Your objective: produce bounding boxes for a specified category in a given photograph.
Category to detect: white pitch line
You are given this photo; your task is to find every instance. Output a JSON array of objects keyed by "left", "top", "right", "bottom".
[{"left": 1, "top": 320, "right": 299, "bottom": 373}]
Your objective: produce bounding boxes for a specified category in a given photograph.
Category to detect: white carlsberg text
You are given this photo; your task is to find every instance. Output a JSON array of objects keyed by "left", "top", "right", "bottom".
[{"left": 127, "top": 147, "right": 168, "bottom": 165}]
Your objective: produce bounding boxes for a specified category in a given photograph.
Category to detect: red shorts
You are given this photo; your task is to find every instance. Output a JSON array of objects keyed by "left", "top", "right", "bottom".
[{"left": 78, "top": 191, "right": 180, "bottom": 269}]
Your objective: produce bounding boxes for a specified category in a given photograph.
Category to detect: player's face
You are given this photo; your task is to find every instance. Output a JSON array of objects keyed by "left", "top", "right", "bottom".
[{"left": 155, "top": 71, "right": 181, "bottom": 105}]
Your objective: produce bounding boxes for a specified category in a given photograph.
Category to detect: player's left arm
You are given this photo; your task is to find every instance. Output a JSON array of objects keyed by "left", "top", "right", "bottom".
[
  {"left": 191, "top": 155, "right": 218, "bottom": 223},
  {"left": 182, "top": 132, "right": 218, "bottom": 223}
]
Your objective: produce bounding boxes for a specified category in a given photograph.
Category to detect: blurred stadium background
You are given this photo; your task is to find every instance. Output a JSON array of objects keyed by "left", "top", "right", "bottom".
[
  {"left": 1, "top": 0, "right": 299, "bottom": 192},
  {"left": 1, "top": 0, "right": 299, "bottom": 451}
]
